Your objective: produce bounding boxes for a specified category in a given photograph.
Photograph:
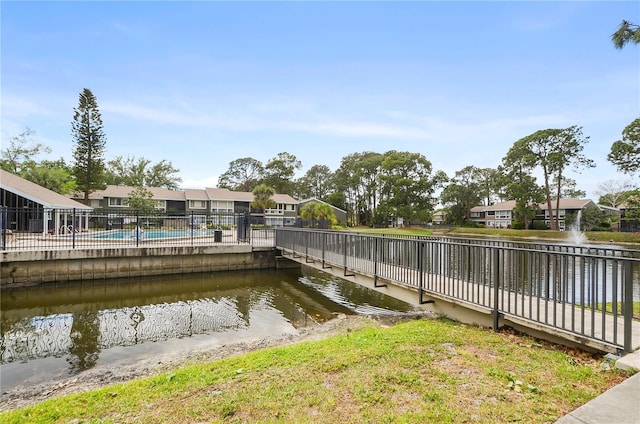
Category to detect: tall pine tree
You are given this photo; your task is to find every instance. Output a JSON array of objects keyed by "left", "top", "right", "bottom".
[{"left": 72, "top": 88, "right": 107, "bottom": 203}]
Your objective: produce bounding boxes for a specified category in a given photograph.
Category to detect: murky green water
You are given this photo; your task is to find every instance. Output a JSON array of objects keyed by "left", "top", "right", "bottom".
[{"left": 0, "top": 266, "right": 415, "bottom": 392}]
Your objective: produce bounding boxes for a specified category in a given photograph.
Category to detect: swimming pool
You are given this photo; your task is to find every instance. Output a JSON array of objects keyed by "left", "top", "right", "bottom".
[{"left": 88, "top": 229, "right": 216, "bottom": 240}]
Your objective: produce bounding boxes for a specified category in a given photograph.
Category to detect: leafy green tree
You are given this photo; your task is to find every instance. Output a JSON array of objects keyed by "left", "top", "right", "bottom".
[
  {"left": 608, "top": 118, "right": 640, "bottom": 176},
  {"left": 476, "top": 167, "right": 499, "bottom": 206},
  {"left": 105, "top": 156, "right": 150, "bottom": 186},
  {"left": 492, "top": 166, "right": 512, "bottom": 203},
  {"left": 334, "top": 154, "right": 362, "bottom": 226},
  {"left": 127, "top": 186, "right": 158, "bottom": 215},
  {"left": 612, "top": 20, "right": 640, "bottom": 49},
  {"left": 550, "top": 176, "right": 586, "bottom": 199},
  {"left": 504, "top": 126, "right": 594, "bottom": 230},
  {"left": 501, "top": 156, "right": 544, "bottom": 230},
  {"left": 300, "top": 202, "right": 318, "bottom": 220},
  {"left": 72, "top": 88, "right": 107, "bottom": 203},
  {"left": 357, "top": 152, "right": 384, "bottom": 226},
  {"left": 146, "top": 160, "right": 182, "bottom": 189},
  {"left": 314, "top": 203, "right": 337, "bottom": 224},
  {"left": 379, "top": 151, "right": 439, "bottom": 226},
  {"left": 333, "top": 151, "right": 384, "bottom": 226},
  {"left": 300, "top": 202, "right": 337, "bottom": 226},
  {"left": 218, "top": 157, "right": 264, "bottom": 192},
  {"left": 623, "top": 190, "right": 640, "bottom": 221},
  {"left": 106, "top": 156, "right": 182, "bottom": 189},
  {"left": 325, "top": 191, "right": 348, "bottom": 215},
  {"left": 22, "top": 159, "right": 77, "bottom": 194},
  {"left": 251, "top": 183, "right": 276, "bottom": 212},
  {"left": 0, "top": 127, "right": 51, "bottom": 174},
  {"left": 296, "top": 164, "right": 334, "bottom": 200},
  {"left": 577, "top": 205, "right": 607, "bottom": 231},
  {"left": 263, "top": 152, "right": 302, "bottom": 195},
  {"left": 441, "top": 166, "right": 482, "bottom": 225}
]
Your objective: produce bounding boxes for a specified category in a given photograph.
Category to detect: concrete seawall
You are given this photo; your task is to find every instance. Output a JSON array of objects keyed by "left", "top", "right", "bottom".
[{"left": 1, "top": 246, "right": 293, "bottom": 287}]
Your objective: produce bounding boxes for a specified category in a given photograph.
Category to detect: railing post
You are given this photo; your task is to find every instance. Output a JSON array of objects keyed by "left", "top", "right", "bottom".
[
  {"left": 492, "top": 247, "right": 502, "bottom": 331},
  {"left": 343, "top": 233, "right": 354, "bottom": 277},
  {"left": 419, "top": 240, "right": 424, "bottom": 303},
  {"left": 623, "top": 260, "right": 633, "bottom": 352},
  {"left": 373, "top": 236, "right": 386, "bottom": 287},
  {"left": 72, "top": 208, "right": 76, "bottom": 249},
  {"left": 190, "top": 211, "right": 194, "bottom": 246},
  {"left": 374, "top": 237, "right": 378, "bottom": 285},
  {"left": 136, "top": 210, "right": 140, "bottom": 247},
  {"left": 1, "top": 206, "right": 7, "bottom": 250},
  {"left": 322, "top": 231, "right": 326, "bottom": 267}
]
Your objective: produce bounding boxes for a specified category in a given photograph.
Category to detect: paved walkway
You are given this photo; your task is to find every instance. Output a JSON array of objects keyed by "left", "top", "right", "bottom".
[{"left": 555, "top": 350, "right": 640, "bottom": 424}]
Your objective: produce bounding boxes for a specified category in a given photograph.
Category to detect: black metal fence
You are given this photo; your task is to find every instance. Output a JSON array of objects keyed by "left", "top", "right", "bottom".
[
  {"left": 0, "top": 207, "right": 277, "bottom": 250},
  {"left": 276, "top": 228, "right": 640, "bottom": 352}
]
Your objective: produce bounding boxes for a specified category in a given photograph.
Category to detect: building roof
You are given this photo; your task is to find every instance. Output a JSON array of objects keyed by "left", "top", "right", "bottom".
[
  {"left": 96, "top": 185, "right": 186, "bottom": 201},
  {"left": 184, "top": 188, "right": 209, "bottom": 200},
  {"left": 543, "top": 198, "right": 594, "bottom": 210},
  {"left": 272, "top": 193, "right": 298, "bottom": 204},
  {"left": 0, "top": 169, "right": 93, "bottom": 210},
  {"left": 76, "top": 184, "right": 299, "bottom": 204},
  {"left": 204, "top": 187, "right": 254, "bottom": 202}
]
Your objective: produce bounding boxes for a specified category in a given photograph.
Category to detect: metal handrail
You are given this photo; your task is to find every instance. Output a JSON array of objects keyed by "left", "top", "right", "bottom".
[{"left": 276, "top": 228, "right": 640, "bottom": 352}]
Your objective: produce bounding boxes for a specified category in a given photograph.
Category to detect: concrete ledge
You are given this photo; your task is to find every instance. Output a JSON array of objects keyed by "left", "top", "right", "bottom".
[
  {"left": 1, "top": 245, "right": 274, "bottom": 286},
  {"left": 1, "top": 244, "right": 252, "bottom": 262},
  {"left": 617, "top": 350, "right": 640, "bottom": 372}
]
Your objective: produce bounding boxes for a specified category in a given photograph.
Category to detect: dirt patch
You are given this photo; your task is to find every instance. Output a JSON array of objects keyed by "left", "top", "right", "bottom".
[{"left": 0, "top": 312, "right": 434, "bottom": 412}]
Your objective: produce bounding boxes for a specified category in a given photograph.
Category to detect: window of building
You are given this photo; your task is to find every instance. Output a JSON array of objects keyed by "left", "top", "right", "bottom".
[
  {"left": 211, "top": 201, "right": 233, "bottom": 213},
  {"left": 189, "top": 200, "right": 207, "bottom": 209},
  {"left": 108, "top": 197, "right": 128, "bottom": 207}
]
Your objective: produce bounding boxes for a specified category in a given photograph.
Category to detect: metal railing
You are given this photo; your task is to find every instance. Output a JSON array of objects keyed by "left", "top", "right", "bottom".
[
  {"left": 276, "top": 228, "right": 640, "bottom": 352},
  {"left": 1, "top": 207, "right": 276, "bottom": 251}
]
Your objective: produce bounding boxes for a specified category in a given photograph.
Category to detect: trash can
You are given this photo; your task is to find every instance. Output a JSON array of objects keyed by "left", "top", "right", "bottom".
[{"left": 214, "top": 229, "right": 222, "bottom": 242}]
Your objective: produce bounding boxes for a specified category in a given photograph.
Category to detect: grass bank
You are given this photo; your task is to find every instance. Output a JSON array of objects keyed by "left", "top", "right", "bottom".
[{"left": 1, "top": 318, "right": 630, "bottom": 424}]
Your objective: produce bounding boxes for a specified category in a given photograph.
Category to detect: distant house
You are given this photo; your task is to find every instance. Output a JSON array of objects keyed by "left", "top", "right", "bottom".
[
  {"left": 470, "top": 200, "right": 517, "bottom": 229},
  {"left": 431, "top": 210, "right": 447, "bottom": 225},
  {"left": 0, "top": 169, "right": 92, "bottom": 234},
  {"left": 468, "top": 198, "right": 601, "bottom": 230},
  {"left": 618, "top": 202, "right": 640, "bottom": 232}
]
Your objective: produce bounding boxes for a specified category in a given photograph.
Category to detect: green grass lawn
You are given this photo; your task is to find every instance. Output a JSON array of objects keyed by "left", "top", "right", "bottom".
[{"left": 1, "top": 318, "right": 631, "bottom": 424}]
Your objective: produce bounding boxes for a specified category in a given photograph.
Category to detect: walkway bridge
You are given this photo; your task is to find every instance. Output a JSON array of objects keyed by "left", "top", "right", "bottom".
[{"left": 276, "top": 228, "right": 640, "bottom": 354}]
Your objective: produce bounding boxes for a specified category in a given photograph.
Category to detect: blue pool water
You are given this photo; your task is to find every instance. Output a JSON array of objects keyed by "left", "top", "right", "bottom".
[{"left": 89, "top": 229, "right": 214, "bottom": 239}]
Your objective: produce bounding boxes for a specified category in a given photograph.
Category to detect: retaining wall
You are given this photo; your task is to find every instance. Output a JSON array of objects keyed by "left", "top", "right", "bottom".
[{"left": 1, "top": 246, "right": 289, "bottom": 287}]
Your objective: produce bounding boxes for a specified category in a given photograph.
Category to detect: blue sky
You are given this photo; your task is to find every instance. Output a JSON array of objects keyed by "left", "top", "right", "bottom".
[{"left": 2, "top": 1, "right": 638, "bottom": 199}]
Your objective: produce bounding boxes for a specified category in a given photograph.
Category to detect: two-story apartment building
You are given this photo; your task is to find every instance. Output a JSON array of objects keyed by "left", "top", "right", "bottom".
[
  {"left": 75, "top": 185, "right": 298, "bottom": 226},
  {"left": 470, "top": 200, "right": 517, "bottom": 229},
  {"left": 468, "top": 198, "right": 601, "bottom": 230}
]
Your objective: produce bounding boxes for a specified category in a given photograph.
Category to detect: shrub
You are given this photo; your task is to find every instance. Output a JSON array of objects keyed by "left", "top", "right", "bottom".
[
  {"left": 511, "top": 221, "right": 525, "bottom": 230},
  {"left": 532, "top": 221, "right": 548, "bottom": 230}
]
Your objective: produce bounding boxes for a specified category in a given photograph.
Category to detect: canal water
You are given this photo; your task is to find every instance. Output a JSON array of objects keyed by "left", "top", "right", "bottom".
[{"left": 0, "top": 266, "right": 416, "bottom": 393}]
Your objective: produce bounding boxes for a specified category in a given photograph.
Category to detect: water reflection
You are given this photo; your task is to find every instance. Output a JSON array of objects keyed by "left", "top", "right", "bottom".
[{"left": 1, "top": 267, "right": 415, "bottom": 391}]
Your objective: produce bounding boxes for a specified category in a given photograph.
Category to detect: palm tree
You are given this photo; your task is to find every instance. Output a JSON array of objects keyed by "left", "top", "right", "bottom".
[{"left": 251, "top": 184, "right": 276, "bottom": 212}]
